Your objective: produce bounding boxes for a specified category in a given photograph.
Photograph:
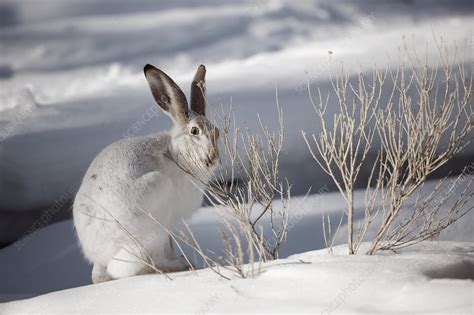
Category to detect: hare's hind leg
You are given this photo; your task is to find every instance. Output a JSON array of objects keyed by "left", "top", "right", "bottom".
[
  {"left": 92, "top": 263, "right": 112, "bottom": 284},
  {"left": 107, "top": 236, "right": 190, "bottom": 279},
  {"left": 106, "top": 247, "right": 154, "bottom": 280}
]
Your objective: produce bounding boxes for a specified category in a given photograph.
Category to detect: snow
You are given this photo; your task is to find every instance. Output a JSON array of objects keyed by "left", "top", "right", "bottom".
[
  {"left": 0, "top": 176, "right": 472, "bottom": 309},
  {"left": 0, "top": 1, "right": 473, "bottom": 312},
  {"left": 1, "top": 0, "right": 473, "bottom": 216},
  {"left": 1, "top": 241, "right": 472, "bottom": 314}
]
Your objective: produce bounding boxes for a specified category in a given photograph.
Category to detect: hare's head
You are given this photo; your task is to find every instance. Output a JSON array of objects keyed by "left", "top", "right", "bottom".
[{"left": 144, "top": 64, "right": 220, "bottom": 171}]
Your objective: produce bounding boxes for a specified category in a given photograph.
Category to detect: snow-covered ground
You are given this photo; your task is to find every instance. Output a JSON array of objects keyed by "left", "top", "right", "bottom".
[
  {"left": 0, "top": 177, "right": 472, "bottom": 309},
  {"left": 0, "top": 1, "right": 473, "bottom": 312},
  {"left": 1, "top": 241, "right": 473, "bottom": 314}
]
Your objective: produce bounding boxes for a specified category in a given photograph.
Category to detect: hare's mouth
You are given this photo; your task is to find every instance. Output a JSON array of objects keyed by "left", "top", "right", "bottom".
[
  {"left": 205, "top": 155, "right": 219, "bottom": 168},
  {"left": 205, "top": 157, "right": 215, "bottom": 168}
]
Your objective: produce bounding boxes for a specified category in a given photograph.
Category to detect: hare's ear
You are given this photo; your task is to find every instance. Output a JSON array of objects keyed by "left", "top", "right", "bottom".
[
  {"left": 190, "top": 64, "right": 206, "bottom": 116},
  {"left": 144, "top": 64, "right": 189, "bottom": 126}
]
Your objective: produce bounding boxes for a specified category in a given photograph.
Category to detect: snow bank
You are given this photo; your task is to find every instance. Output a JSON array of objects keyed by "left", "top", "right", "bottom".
[
  {"left": 0, "top": 176, "right": 471, "bottom": 304},
  {"left": 1, "top": 241, "right": 472, "bottom": 314}
]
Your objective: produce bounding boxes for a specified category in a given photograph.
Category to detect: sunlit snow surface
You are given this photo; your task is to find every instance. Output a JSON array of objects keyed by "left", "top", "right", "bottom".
[
  {"left": 1, "top": 240, "right": 473, "bottom": 314},
  {"left": 0, "top": 178, "right": 472, "bottom": 308}
]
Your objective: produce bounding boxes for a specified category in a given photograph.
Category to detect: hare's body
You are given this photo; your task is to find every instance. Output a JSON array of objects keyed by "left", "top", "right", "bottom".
[
  {"left": 73, "top": 64, "right": 219, "bottom": 283},
  {"left": 74, "top": 135, "right": 204, "bottom": 279}
]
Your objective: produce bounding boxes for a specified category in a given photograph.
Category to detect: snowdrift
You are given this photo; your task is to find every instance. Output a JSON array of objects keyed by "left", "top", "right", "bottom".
[{"left": 1, "top": 242, "right": 473, "bottom": 314}]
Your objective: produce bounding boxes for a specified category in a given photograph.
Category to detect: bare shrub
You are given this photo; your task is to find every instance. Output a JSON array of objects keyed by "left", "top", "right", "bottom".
[
  {"left": 303, "top": 40, "right": 473, "bottom": 254},
  {"left": 302, "top": 68, "right": 384, "bottom": 254},
  {"left": 167, "top": 92, "right": 291, "bottom": 277},
  {"left": 205, "top": 98, "right": 291, "bottom": 276}
]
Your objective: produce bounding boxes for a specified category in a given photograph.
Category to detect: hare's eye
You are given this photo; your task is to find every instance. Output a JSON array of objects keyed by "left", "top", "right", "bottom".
[{"left": 190, "top": 127, "right": 200, "bottom": 135}]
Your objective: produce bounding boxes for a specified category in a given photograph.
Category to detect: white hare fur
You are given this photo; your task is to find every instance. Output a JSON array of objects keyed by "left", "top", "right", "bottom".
[{"left": 73, "top": 64, "right": 219, "bottom": 283}]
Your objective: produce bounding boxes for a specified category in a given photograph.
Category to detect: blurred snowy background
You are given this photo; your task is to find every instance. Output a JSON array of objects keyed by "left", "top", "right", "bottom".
[
  {"left": 0, "top": 0, "right": 472, "bottom": 302},
  {"left": 1, "top": 0, "right": 472, "bottom": 247}
]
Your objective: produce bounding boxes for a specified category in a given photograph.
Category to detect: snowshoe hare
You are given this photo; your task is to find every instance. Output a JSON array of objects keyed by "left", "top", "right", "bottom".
[{"left": 73, "top": 64, "right": 219, "bottom": 283}]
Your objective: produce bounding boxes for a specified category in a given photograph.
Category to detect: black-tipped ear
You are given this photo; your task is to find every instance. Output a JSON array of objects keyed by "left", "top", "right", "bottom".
[
  {"left": 144, "top": 64, "right": 189, "bottom": 126},
  {"left": 190, "top": 64, "right": 206, "bottom": 116}
]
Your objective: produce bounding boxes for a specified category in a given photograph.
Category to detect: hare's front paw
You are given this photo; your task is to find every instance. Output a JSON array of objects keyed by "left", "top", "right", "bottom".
[
  {"left": 160, "top": 255, "right": 193, "bottom": 272},
  {"left": 178, "top": 255, "right": 194, "bottom": 270},
  {"left": 92, "top": 264, "right": 112, "bottom": 284}
]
